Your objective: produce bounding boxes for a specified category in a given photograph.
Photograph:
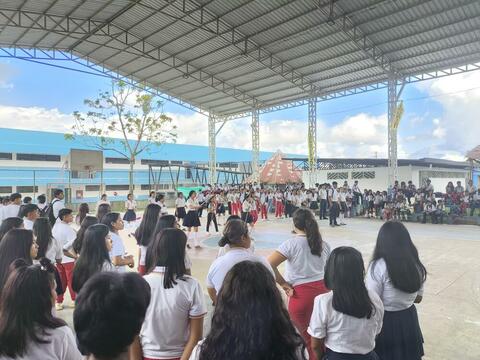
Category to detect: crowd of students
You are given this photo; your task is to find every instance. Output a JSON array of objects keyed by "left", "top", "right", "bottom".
[{"left": 0, "top": 187, "right": 428, "bottom": 360}]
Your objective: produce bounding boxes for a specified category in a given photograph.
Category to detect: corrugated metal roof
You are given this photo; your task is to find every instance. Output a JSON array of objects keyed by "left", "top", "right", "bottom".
[{"left": 1, "top": 0, "right": 480, "bottom": 117}]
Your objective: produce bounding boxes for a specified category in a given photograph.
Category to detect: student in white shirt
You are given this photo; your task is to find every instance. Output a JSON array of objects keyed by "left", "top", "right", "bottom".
[
  {"left": 216, "top": 215, "right": 255, "bottom": 257},
  {"left": 74, "top": 272, "right": 151, "bottom": 360},
  {"left": 123, "top": 193, "right": 137, "bottom": 225},
  {"left": 155, "top": 193, "right": 168, "bottom": 216},
  {"left": 21, "top": 203, "right": 40, "bottom": 230},
  {"left": 36, "top": 194, "right": 48, "bottom": 213},
  {"left": 52, "top": 208, "right": 77, "bottom": 310},
  {"left": 183, "top": 191, "right": 202, "bottom": 248},
  {"left": 328, "top": 182, "right": 340, "bottom": 227},
  {"left": 134, "top": 203, "right": 161, "bottom": 275},
  {"left": 51, "top": 189, "right": 65, "bottom": 220},
  {"left": 175, "top": 192, "right": 187, "bottom": 222},
  {"left": 3, "top": 193, "right": 22, "bottom": 219},
  {"left": 101, "top": 212, "right": 134, "bottom": 273},
  {"left": 72, "top": 224, "right": 114, "bottom": 294},
  {"left": 206, "top": 219, "right": 274, "bottom": 304},
  {"left": 190, "top": 261, "right": 308, "bottom": 360},
  {"left": 309, "top": 247, "right": 384, "bottom": 360},
  {"left": 366, "top": 221, "right": 427, "bottom": 360},
  {"left": 133, "top": 228, "right": 206, "bottom": 360},
  {"left": 0, "top": 258, "right": 82, "bottom": 360},
  {"left": 33, "top": 217, "right": 62, "bottom": 265},
  {"left": 269, "top": 208, "right": 331, "bottom": 360},
  {"left": 148, "top": 191, "right": 157, "bottom": 204},
  {"left": 96, "top": 193, "right": 110, "bottom": 210}
]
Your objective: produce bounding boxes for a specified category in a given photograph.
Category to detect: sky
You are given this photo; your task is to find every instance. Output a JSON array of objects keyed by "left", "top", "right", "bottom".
[{"left": 0, "top": 57, "right": 480, "bottom": 161}]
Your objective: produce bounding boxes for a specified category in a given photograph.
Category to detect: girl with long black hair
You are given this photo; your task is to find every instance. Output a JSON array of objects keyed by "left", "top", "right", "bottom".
[
  {"left": 72, "top": 224, "right": 114, "bottom": 293},
  {"left": 268, "top": 208, "right": 331, "bottom": 360},
  {"left": 0, "top": 258, "right": 82, "bottom": 359},
  {"left": 33, "top": 217, "right": 62, "bottom": 264},
  {"left": 0, "top": 229, "right": 38, "bottom": 293},
  {"left": 102, "top": 212, "right": 134, "bottom": 272},
  {"left": 75, "top": 202, "right": 90, "bottom": 226},
  {"left": 309, "top": 246, "right": 384, "bottom": 360},
  {"left": 96, "top": 202, "right": 111, "bottom": 222},
  {"left": 191, "top": 261, "right": 307, "bottom": 360},
  {"left": 72, "top": 215, "right": 99, "bottom": 255},
  {"left": 132, "top": 228, "right": 206, "bottom": 360},
  {"left": 134, "top": 203, "right": 161, "bottom": 275},
  {"left": 366, "top": 221, "right": 427, "bottom": 360}
]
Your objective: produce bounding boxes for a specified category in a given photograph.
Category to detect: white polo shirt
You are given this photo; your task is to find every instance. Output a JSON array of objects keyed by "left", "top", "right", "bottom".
[
  {"left": 365, "top": 258, "right": 425, "bottom": 312},
  {"left": 3, "top": 325, "right": 82, "bottom": 360},
  {"left": 52, "top": 199, "right": 64, "bottom": 219},
  {"left": 141, "top": 267, "right": 207, "bottom": 359},
  {"left": 2, "top": 203, "right": 20, "bottom": 218},
  {"left": 277, "top": 235, "right": 331, "bottom": 287},
  {"left": 206, "top": 248, "right": 274, "bottom": 293},
  {"left": 308, "top": 290, "right": 384, "bottom": 355},
  {"left": 109, "top": 231, "right": 126, "bottom": 272},
  {"left": 52, "top": 222, "right": 76, "bottom": 264}
]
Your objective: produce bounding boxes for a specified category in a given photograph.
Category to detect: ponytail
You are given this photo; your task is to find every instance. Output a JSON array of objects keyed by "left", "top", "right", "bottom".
[{"left": 293, "top": 208, "right": 323, "bottom": 256}]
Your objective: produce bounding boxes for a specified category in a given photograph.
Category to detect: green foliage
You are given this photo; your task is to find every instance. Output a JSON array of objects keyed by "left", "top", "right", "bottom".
[{"left": 68, "top": 80, "right": 177, "bottom": 159}]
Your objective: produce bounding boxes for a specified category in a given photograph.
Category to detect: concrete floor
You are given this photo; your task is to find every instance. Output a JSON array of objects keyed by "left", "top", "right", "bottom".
[{"left": 58, "top": 215, "right": 480, "bottom": 360}]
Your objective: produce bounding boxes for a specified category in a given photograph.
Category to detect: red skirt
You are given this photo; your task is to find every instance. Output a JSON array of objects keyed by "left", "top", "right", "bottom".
[{"left": 288, "top": 280, "right": 329, "bottom": 360}]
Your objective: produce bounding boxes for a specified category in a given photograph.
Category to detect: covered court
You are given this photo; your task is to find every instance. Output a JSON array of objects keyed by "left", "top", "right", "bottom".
[{"left": 1, "top": 1, "right": 480, "bottom": 360}]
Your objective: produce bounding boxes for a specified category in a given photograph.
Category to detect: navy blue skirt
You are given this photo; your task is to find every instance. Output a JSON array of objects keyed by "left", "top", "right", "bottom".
[
  {"left": 123, "top": 209, "right": 136, "bottom": 221},
  {"left": 183, "top": 210, "right": 201, "bottom": 227},
  {"left": 324, "top": 349, "right": 379, "bottom": 360},
  {"left": 375, "top": 305, "right": 424, "bottom": 360}
]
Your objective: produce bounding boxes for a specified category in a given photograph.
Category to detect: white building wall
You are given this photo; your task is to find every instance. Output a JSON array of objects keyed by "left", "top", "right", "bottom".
[{"left": 304, "top": 166, "right": 468, "bottom": 191}]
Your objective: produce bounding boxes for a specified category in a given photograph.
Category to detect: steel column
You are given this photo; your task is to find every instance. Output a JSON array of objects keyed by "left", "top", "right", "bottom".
[
  {"left": 208, "top": 113, "right": 216, "bottom": 185},
  {"left": 308, "top": 97, "right": 317, "bottom": 186},
  {"left": 388, "top": 77, "right": 405, "bottom": 186},
  {"left": 251, "top": 108, "right": 260, "bottom": 183}
]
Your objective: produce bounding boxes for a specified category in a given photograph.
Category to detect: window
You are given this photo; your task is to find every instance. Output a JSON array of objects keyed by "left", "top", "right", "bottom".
[
  {"left": 171, "top": 161, "right": 182, "bottom": 166},
  {"left": 0, "top": 186, "right": 13, "bottom": 194},
  {"left": 0, "top": 153, "right": 12, "bottom": 160},
  {"left": 85, "top": 185, "right": 101, "bottom": 192},
  {"left": 352, "top": 171, "right": 376, "bottom": 179},
  {"left": 141, "top": 159, "right": 169, "bottom": 166},
  {"left": 327, "top": 172, "right": 348, "bottom": 180},
  {"left": 218, "top": 162, "right": 238, "bottom": 168},
  {"left": 71, "top": 171, "right": 96, "bottom": 179},
  {"left": 105, "top": 157, "right": 130, "bottom": 164},
  {"left": 17, "top": 153, "right": 61, "bottom": 162},
  {"left": 16, "top": 186, "right": 38, "bottom": 193},
  {"left": 141, "top": 184, "right": 152, "bottom": 190},
  {"left": 105, "top": 185, "right": 130, "bottom": 191}
]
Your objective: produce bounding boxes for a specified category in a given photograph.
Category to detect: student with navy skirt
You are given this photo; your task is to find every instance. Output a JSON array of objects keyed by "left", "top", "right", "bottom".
[
  {"left": 308, "top": 247, "right": 384, "bottom": 360},
  {"left": 269, "top": 208, "right": 331, "bottom": 360},
  {"left": 366, "top": 221, "right": 426, "bottom": 360}
]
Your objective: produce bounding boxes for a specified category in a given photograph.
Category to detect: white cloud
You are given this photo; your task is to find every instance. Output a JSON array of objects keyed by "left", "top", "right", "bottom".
[
  {"left": 0, "top": 105, "right": 74, "bottom": 132},
  {"left": 416, "top": 71, "right": 480, "bottom": 155}
]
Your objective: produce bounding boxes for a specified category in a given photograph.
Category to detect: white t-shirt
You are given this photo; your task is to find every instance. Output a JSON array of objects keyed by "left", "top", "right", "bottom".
[
  {"left": 45, "top": 237, "right": 63, "bottom": 263},
  {"left": 109, "top": 231, "right": 126, "bottom": 272},
  {"left": 141, "top": 267, "right": 207, "bottom": 359},
  {"left": 175, "top": 197, "right": 186, "bottom": 208},
  {"left": 52, "top": 199, "right": 64, "bottom": 219},
  {"left": 328, "top": 188, "right": 339, "bottom": 202},
  {"left": 365, "top": 258, "right": 425, "bottom": 311},
  {"left": 308, "top": 290, "right": 384, "bottom": 355},
  {"left": 23, "top": 218, "right": 34, "bottom": 230},
  {"left": 2, "top": 204, "right": 20, "bottom": 218},
  {"left": 186, "top": 198, "right": 199, "bottom": 211},
  {"left": 277, "top": 235, "right": 331, "bottom": 287},
  {"left": 52, "top": 222, "right": 76, "bottom": 264},
  {"left": 206, "top": 248, "right": 274, "bottom": 293},
  {"left": 0, "top": 325, "right": 82, "bottom": 360},
  {"left": 217, "top": 241, "right": 255, "bottom": 258}
]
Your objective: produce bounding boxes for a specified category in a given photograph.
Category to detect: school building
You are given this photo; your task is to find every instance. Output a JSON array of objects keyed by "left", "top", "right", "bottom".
[
  {"left": 0, "top": 128, "right": 277, "bottom": 203},
  {"left": 302, "top": 158, "right": 472, "bottom": 191}
]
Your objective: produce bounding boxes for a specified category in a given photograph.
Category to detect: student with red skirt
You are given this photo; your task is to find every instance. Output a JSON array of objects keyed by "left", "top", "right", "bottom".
[{"left": 268, "top": 208, "right": 331, "bottom": 360}]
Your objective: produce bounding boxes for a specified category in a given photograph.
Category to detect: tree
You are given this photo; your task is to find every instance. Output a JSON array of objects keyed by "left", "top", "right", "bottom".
[{"left": 67, "top": 80, "right": 176, "bottom": 192}]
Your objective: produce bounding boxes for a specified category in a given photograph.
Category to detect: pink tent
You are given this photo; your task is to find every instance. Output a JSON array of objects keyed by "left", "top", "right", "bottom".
[{"left": 249, "top": 151, "right": 302, "bottom": 184}]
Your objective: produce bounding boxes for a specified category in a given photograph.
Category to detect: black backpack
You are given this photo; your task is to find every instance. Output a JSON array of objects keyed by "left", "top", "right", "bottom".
[{"left": 44, "top": 199, "right": 60, "bottom": 226}]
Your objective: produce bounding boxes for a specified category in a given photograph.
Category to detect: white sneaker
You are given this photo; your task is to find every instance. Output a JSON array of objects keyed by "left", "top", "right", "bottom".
[{"left": 55, "top": 303, "right": 63, "bottom": 311}]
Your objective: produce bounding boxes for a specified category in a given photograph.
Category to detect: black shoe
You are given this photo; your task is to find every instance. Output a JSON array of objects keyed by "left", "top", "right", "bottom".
[{"left": 335, "top": 223, "right": 341, "bottom": 227}]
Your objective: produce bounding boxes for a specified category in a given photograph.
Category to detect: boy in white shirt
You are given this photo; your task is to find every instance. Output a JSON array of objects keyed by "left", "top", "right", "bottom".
[
  {"left": 52, "top": 208, "right": 77, "bottom": 310},
  {"left": 3, "top": 192, "right": 22, "bottom": 218},
  {"left": 22, "top": 203, "right": 40, "bottom": 230}
]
